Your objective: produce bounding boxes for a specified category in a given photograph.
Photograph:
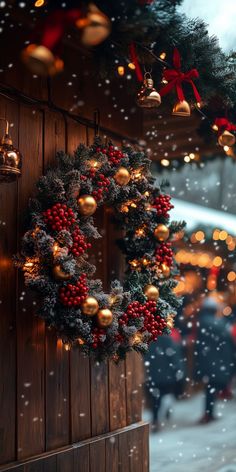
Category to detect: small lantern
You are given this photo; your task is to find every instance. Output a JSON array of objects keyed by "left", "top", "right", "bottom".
[{"left": 0, "top": 119, "right": 22, "bottom": 183}]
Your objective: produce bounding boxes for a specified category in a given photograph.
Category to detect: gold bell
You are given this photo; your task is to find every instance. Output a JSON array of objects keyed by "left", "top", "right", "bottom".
[
  {"left": 137, "top": 73, "right": 161, "bottom": 108},
  {"left": 76, "top": 3, "right": 111, "bottom": 47},
  {"left": 0, "top": 119, "right": 22, "bottom": 183},
  {"left": 172, "top": 100, "right": 191, "bottom": 117},
  {"left": 22, "top": 44, "right": 64, "bottom": 77},
  {"left": 218, "top": 130, "right": 236, "bottom": 147}
]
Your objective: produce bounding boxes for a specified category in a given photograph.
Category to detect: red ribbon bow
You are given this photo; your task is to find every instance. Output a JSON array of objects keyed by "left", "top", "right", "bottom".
[
  {"left": 129, "top": 43, "right": 143, "bottom": 82},
  {"left": 214, "top": 118, "right": 236, "bottom": 135},
  {"left": 160, "top": 48, "right": 201, "bottom": 103},
  {"left": 41, "top": 9, "right": 82, "bottom": 52}
]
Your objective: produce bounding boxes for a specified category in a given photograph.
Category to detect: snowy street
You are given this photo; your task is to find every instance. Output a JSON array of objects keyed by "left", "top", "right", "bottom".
[{"left": 146, "top": 392, "right": 236, "bottom": 472}]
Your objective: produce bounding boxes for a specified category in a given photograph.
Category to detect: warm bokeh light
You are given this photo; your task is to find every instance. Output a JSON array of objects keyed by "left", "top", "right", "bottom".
[
  {"left": 161, "top": 159, "right": 170, "bottom": 166},
  {"left": 195, "top": 230, "right": 205, "bottom": 242},
  {"left": 219, "top": 230, "right": 228, "bottom": 241},
  {"left": 223, "top": 306, "right": 232, "bottom": 316},
  {"left": 213, "top": 256, "right": 223, "bottom": 267},
  {"left": 117, "top": 65, "right": 125, "bottom": 76},
  {"left": 227, "top": 271, "right": 236, "bottom": 282},
  {"left": 34, "top": 0, "right": 45, "bottom": 6}
]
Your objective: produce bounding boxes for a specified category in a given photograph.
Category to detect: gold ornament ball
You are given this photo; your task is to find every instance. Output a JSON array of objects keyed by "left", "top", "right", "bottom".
[
  {"left": 76, "top": 3, "right": 111, "bottom": 47},
  {"left": 166, "top": 315, "right": 174, "bottom": 329},
  {"left": 154, "top": 224, "right": 170, "bottom": 241},
  {"left": 218, "top": 130, "right": 236, "bottom": 147},
  {"left": 53, "top": 265, "right": 72, "bottom": 281},
  {"left": 114, "top": 167, "right": 131, "bottom": 186},
  {"left": 97, "top": 308, "right": 113, "bottom": 327},
  {"left": 160, "top": 263, "right": 171, "bottom": 278},
  {"left": 144, "top": 284, "right": 159, "bottom": 301},
  {"left": 78, "top": 195, "right": 97, "bottom": 216},
  {"left": 82, "top": 297, "right": 99, "bottom": 316}
]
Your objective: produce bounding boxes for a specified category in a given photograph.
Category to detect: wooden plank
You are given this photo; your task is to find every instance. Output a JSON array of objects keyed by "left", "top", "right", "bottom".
[
  {"left": 118, "top": 431, "right": 130, "bottom": 472},
  {"left": 45, "top": 337, "right": 70, "bottom": 450},
  {"left": 89, "top": 440, "right": 106, "bottom": 472},
  {"left": 106, "top": 435, "right": 119, "bottom": 472},
  {"left": 108, "top": 361, "right": 127, "bottom": 431},
  {"left": 142, "top": 424, "right": 149, "bottom": 472},
  {"left": 73, "top": 445, "right": 90, "bottom": 472},
  {"left": 43, "top": 110, "right": 70, "bottom": 451},
  {"left": 129, "top": 428, "right": 142, "bottom": 472},
  {"left": 90, "top": 361, "right": 109, "bottom": 436},
  {"left": 67, "top": 120, "right": 87, "bottom": 155},
  {"left": 17, "top": 105, "right": 45, "bottom": 460},
  {"left": 71, "top": 350, "right": 91, "bottom": 442},
  {"left": 126, "top": 352, "right": 143, "bottom": 425},
  {"left": 0, "top": 97, "right": 18, "bottom": 464},
  {"left": 57, "top": 450, "right": 74, "bottom": 472}
]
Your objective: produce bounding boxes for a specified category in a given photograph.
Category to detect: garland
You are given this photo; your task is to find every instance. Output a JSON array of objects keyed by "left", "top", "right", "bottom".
[{"left": 16, "top": 138, "right": 184, "bottom": 361}]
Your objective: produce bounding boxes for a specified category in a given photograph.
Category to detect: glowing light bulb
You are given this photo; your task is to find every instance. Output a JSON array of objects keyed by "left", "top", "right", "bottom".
[{"left": 117, "top": 66, "right": 125, "bottom": 76}]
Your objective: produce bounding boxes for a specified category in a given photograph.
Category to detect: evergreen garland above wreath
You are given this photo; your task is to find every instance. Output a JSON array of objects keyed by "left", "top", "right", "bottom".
[{"left": 16, "top": 138, "right": 185, "bottom": 361}]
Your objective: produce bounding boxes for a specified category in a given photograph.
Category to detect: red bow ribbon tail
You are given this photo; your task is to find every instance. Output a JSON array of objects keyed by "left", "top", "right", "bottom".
[
  {"left": 42, "top": 9, "right": 82, "bottom": 53},
  {"left": 129, "top": 43, "right": 143, "bottom": 82},
  {"left": 214, "top": 118, "right": 236, "bottom": 135}
]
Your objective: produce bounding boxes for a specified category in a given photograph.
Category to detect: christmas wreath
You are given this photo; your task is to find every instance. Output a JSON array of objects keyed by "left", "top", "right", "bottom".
[{"left": 16, "top": 138, "right": 184, "bottom": 361}]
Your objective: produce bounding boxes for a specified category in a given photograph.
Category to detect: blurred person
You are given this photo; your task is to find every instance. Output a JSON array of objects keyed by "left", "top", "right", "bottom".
[
  {"left": 194, "top": 297, "right": 234, "bottom": 424},
  {"left": 145, "top": 328, "right": 186, "bottom": 432}
]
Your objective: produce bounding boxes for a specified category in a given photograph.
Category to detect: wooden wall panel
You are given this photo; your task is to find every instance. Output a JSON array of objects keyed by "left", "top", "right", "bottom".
[
  {"left": 71, "top": 350, "right": 91, "bottom": 442},
  {"left": 17, "top": 106, "right": 45, "bottom": 460},
  {"left": 0, "top": 97, "right": 19, "bottom": 464},
  {"left": 126, "top": 352, "right": 143, "bottom": 425},
  {"left": 89, "top": 440, "right": 106, "bottom": 472},
  {"left": 73, "top": 445, "right": 90, "bottom": 472}
]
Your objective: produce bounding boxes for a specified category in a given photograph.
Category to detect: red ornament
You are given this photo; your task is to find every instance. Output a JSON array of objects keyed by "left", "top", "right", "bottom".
[
  {"left": 91, "top": 327, "right": 106, "bottom": 349},
  {"left": 59, "top": 274, "right": 88, "bottom": 307},
  {"left": 156, "top": 242, "right": 173, "bottom": 267},
  {"left": 119, "top": 300, "right": 167, "bottom": 341},
  {"left": 70, "top": 227, "right": 91, "bottom": 257},
  {"left": 92, "top": 173, "right": 110, "bottom": 201},
  {"left": 43, "top": 203, "right": 76, "bottom": 232},
  {"left": 153, "top": 194, "right": 174, "bottom": 218},
  {"left": 160, "top": 48, "right": 201, "bottom": 104}
]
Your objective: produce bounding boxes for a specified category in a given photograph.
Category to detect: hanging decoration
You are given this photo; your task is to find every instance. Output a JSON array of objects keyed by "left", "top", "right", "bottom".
[
  {"left": 159, "top": 48, "right": 201, "bottom": 116},
  {"left": 137, "top": 72, "right": 161, "bottom": 108},
  {"left": 0, "top": 118, "right": 22, "bottom": 183},
  {"left": 15, "top": 138, "right": 184, "bottom": 361},
  {"left": 213, "top": 118, "right": 236, "bottom": 147}
]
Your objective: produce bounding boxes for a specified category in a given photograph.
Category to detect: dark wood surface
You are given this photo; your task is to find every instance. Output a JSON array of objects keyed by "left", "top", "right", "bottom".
[{"left": 0, "top": 60, "right": 146, "bottom": 470}]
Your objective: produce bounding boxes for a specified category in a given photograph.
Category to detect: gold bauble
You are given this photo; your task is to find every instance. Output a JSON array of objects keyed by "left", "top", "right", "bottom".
[
  {"left": 154, "top": 224, "right": 170, "bottom": 241},
  {"left": 144, "top": 284, "right": 159, "bottom": 301},
  {"left": 172, "top": 100, "right": 191, "bottom": 117},
  {"left": 76, "top": 3, "right": 111, "bottom": 46},
  {"left": 97, "top": 308, "right": 113, "bottom": 327},
  {"left": 0, "top": 134, "right": 22, "bottom": 183},
  {"left": 78, "top": 195, "right": 97, "bottom": 216},
  {"left": 22, "top": 44, "right": 64, "bottom": 77},
  {"left": 82, "top": 297, "right": 99, "bottom": 316},
  {"left": 53, "top": 265, "right": 72, "bottom": 281},
  {"left": 160, "top": 263, "right": 171, "bottom": 278},
  {"left": 131, "top": 332, "right": 143, "bottom": 345},
  {"left": 114, "top": 167, "right": 131, "bottom": 186},
  {"left": 77, "top": 338, "right": 85, "bottom": 345},
  {"left": 137, "top": 76, "right": 161, "bottom": 108},
  {"left": 218, "top": 130, "right": 236, "bottom": 147}
]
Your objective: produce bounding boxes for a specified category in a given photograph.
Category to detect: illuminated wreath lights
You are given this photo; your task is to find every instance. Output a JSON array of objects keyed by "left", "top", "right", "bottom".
[{"left": 16, "top": 139, "right": 184, "bottom": 361}]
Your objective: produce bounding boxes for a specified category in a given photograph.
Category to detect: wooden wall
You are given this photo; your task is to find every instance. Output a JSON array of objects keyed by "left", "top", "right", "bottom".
[{"left": 0, "top": 44, "right": 148, "bottom": 471}]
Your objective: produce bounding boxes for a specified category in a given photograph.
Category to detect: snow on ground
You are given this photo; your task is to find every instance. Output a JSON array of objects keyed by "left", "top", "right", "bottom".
[{"left": 144, "top": 392, "right": 236, "bottom": 472}]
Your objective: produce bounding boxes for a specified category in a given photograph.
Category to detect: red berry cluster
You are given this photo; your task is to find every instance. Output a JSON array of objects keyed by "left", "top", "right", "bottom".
[
  {"left": 92, "top": 174, "right": 110, "bottom": 201},
  {"left": 153, "top": 194, "right": 174, "bottom": 218},
  {"left": 43, "top": 203, "right": 76, "bottom": 232},
  {"left": 91, "top": 327, "right": 106, "bottom": 349},
  {"left": 156, "top": 242, "right": 173, "bottom": 267},
  {"left": 59, "top": 274, "right": 88, "bottom": 307},
  {"left": 96, "top": 145, "right": 124, "bottom": 166},
  {"left": 119, "top": 301, "right": 166, "bottom": 341},
  {"left": 70, "top": 227, "right": 91, "bottom": 257},
  {"left": 141, "top": 301, "right": 167, "bottom": 341}
]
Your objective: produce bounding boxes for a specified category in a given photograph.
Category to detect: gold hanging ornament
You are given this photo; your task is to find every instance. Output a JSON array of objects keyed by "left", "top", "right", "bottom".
[
  {"left": 97, "top": 308, "right": 113, "bottom": 327},
  {"left": 172, "top": 100, "right": 191, "bottom": 117},
  {"left": 218, "top": 130, "right": 236, "bottom": 147},
  {"left": 78, "top": 195, "right": 97, "bottom": 216},
  {"left": 144, "top": 284, "right": 159, "bottom": 301},
  {"left": 114, "top": 167, "right": 131, "bottom": 186},
  {"left": 160, "top": 263, "right": 171, "bottom": 278},
  {"left": 0, "top": 118, "right": 22, "bottom": 182},
  {"left": 166, "top": 314, "right": 175, "bottom": 329},
  {"left": 154, "top": 224, "right": 170, "bottom": 241},
  {"left": 137, "top": 72, "right": 161, "bottom": 108},
  {"left": 76, "top": 3, "right": 111, "bottom": 46},
  {"left": 52, "top": 265, "right": 72, "bottom": 281},
  {"left": 22, "top": 44, "right": 64, "bottom": 77},
  {"left": 131, "top": 331, "right": 143, "bottom": 345},
  {"left": 82, "top": 296, "right": 99, "bottom": 316}
]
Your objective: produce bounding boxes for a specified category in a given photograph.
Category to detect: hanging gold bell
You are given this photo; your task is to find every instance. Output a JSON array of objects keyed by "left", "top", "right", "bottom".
[
  {"left": 22, "top": 44, "right": 64, "bottom": 77},
  {"left": 76, "top": 3, "right": 111, "bottom": 47},
  {"left": 218, "top": 130, "right": 236, "bottom": 147},
  {"left": 172, "top": 100, "right": 191, "bottom": 117},
  {"left": 137, "top": 73, "right": 161, "bottom": 108},
  {"left": 0, "top": 119, "right": 22, "bottom": 183}
]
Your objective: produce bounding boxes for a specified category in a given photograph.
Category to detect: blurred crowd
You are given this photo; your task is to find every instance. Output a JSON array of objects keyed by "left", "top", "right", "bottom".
[{"left": 145, "top": 296, "right": 236, "bottom": 432}]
